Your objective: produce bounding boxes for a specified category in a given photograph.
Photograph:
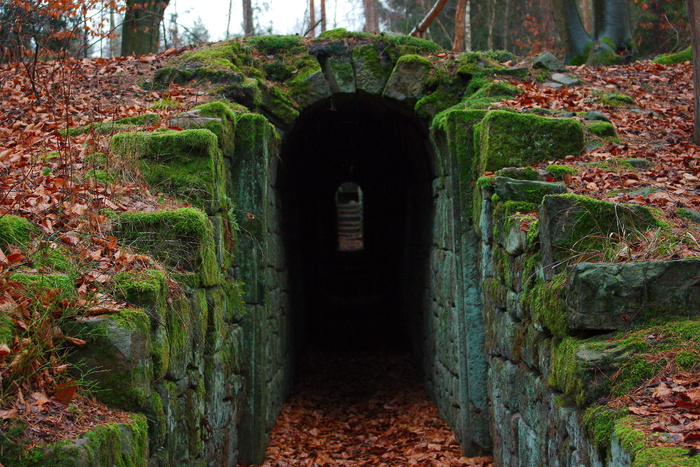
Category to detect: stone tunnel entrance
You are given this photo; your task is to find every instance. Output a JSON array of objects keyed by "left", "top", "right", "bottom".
[{"left": 278, "top": 94, "right": 434, "bottom": 357}]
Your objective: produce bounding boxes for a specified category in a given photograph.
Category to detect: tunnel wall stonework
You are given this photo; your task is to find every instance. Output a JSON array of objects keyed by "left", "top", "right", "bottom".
[{"left": 53, "top": 39, "right": 700, "bottom": 466}]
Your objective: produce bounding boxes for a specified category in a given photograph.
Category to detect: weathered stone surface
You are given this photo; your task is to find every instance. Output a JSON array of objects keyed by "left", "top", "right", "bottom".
[
  {"left": 352, "top": 45, "right": 392, "bottom": 94},
  {"left": 68, "top": 311, "right": 153, "bottom": 412},
  {"left": 565, "top": 259, "right": 700, "bottom": 331},
  {"left": 111, "top": 129, "right": 225, "bottom": 214},
  {"left": 323, "top": 57, "right": 356, "bottom": 94},
  {"left": 551, "top": 73, "right": 580, "bottom": 86},
  {"left": 383, "top": 54, "right": 431, "bottom": 103},
  {"left": 583, "top": 110, "right": 611, "bottom": 122},
  {"left": 170, "top": 110, "right": 222, "bottom": 130},
  {"left": 293, "top": 69, "right": 332, "bottom": 109},
  {"left": 539, "top": 194, "right": 664, "bottom": 279},
  {"left": 533, "top": 51, "right": 565, "bottom": 72},
  {"left": 494, "top": 176, "right": 567, "bottom": 204},
  {"left": 476, "top": 110, "right": 584, "bottom": 173}
]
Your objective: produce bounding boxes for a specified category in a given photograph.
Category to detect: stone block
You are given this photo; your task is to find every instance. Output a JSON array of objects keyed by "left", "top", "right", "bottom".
[
  {"left": 476, "top": 110, "right": 583, "bottom": 173},
  {"left": 565, "top": 259, "right": 700, "bottom": 332},
  {"left": 68, "top": 310, "right": 153, "bottom": 412},
  {"left": 494, "top": 176, "right": 567, "bottom": 204},
  {"left": 352, "top": 44, "right": 394, "bottom": 95},
  {"left": 111, "top": 129, "right": 225, "bottom": 214},
  {"left": 323, "top": 57, "right": 356, "bottom": 94},
  {"left": 114, "top": 208, "right": 220, "bottom": 287},
  {"left": 539, "top": 194, "right": 664, "bottom": 279},
  {"left": 383, "top": 54, "right": 431, "bottom": 104},
  {"left": 290, "top": 68, "right": 332, "bottom": 109}
]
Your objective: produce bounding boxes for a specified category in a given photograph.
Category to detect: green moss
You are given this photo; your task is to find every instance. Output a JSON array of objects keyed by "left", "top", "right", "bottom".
[
  {"left": 675, "top": 349, "right": 699, "bottom": 370},
  {"left": 30, "top": 245, "right": 77, "bottom": 277},
  {"left": 476, "top": 176, "right": 495, "bottom": 190},
  {"left": 549, "top": 336, "right": 588, "bottom": 404},
  {"left": 522, "top": 272, "right": 567, "bottom": 337},
  {"left": 61, "top": 113, "right": 160, "bottom": 137},
  {"left": 653, "top": 46, "right": 692, "bottom": 65},
  {"left": 598, "top": 92, "right": 637, "bottom": 107},
  {"left": 111, "top": 129, "right": 225, "bottom": 214},
  {"left": 85, "top": 169, "right": 116, "bottom": 184},
  {"left": 10, "top": 273, "right": 75, "bottom": 299},
  {"left": 249, "top": 35, "right": 305, "bottom": 55},
  {"left": 476, "top": 110, "right": 584, "bottom": 172},
  {"left": 545, "top": 164, "right": 578, "bottom": 180},
  {"left": 114, "top": 208, "right": 219, "bottom": 287},
  {"left": 545, "top": 194, "right": 667, "bottom": 261},
  {"left": 113, "top": 269, "right": 167, "bottom": 314},
  {"left": 582, "top": 405, "right": 626, "bottom": 455},
  {"left": 585, "top": 120, "right": 617, "bottom": 138},
  {"left": 0, "top": 214, "right": 35, "bottom": 248}
]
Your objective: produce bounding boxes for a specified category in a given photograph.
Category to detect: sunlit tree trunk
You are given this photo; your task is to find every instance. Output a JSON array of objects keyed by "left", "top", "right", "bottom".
[
  {"left": 309, "top": 0, "right": 316, "bottom": 37},
  {"left": 364, "top": 0, "right": 379, "bottom": 32},
  {"left": 687, "top": 0, "right": 700, "bottom": 144},
  {"left": 121, "top": 0, "right": 169, "bottom": 55},
  {"left": 453, "top": 0, "right": 471, "bottom": 52},
  {"left": 243, "top": 0, "right": 254, "bottom": 36}
]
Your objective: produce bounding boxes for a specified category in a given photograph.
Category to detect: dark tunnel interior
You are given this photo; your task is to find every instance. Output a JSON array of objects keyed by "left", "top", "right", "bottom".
[{"left": 278, "top": 94, "right": 435, "bottom": 363}]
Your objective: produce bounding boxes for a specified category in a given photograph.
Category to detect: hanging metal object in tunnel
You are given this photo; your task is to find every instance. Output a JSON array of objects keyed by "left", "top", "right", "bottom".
[{"left": 335, "top": 181, "right": 364, "bottom": 252}]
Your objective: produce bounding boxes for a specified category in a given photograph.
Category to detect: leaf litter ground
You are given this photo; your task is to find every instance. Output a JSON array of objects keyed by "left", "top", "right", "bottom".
[
  {"left": 241, "top": 350, "right": 492, "bottom": 467},
  {"left": 0, "top": 44, "right": 699, "bottom": 460}
]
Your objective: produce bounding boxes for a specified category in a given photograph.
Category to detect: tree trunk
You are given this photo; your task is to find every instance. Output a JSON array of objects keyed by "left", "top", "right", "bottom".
[
  {"left": 309, "top": 0, "right": 316, "bottom": 37},
  {"left": 552, "top": 0, "right": 592, "bottom": 59},
  {"left": 453, "top": 0, "right": 469, "bottom": 52},
  {"left": 121, "top": 0, "right": 169, "bottom": 56},
  {"left": 594, "top": 0, "right": 632, "bottom": 50},
  {"left": 687, "top": 0, "right": 700, "bottom": 144},
  {"left": 321, "top": 0, "right": 327, "bottom": 33},
  {"left": 243, "top": 0, "right": 254, "bottom": 36},
  {"left": 364, "top": 0, "right": 379, "bottom": 33},
  {"left": 487, "top": 0, "right": 496, "bottom": 49}
]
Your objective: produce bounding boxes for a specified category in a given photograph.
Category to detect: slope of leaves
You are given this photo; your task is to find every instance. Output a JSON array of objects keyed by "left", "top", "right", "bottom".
[
  {"left": 495, "top": 60, "right": 700, "bottom": 260},
  {"left": 0, "top": 49, "right": 201, "bottom": 450},
  {"left": 243, "top": 351, "right": 492, "bottom": 467}
]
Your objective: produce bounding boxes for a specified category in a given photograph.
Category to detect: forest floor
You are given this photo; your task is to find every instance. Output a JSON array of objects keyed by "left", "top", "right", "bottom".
[{"left": 0, "top": 43, "right": 699, "bottom": 464}]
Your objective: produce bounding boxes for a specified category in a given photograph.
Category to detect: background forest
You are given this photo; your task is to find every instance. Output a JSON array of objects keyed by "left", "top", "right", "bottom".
[{"left": 0, "top": 0, "right": 691, "bottom": 64}]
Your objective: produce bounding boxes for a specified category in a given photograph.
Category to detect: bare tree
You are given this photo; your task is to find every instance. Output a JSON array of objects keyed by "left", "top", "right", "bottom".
[
  {"left": 243, "top": 0, "right": 254, "bottom": 36},
  {"left": 321, "top": 0, "right": 327, "bottom": 33},
  {"left": 364, "top": 0, "right": 379, "bottom": 32}
]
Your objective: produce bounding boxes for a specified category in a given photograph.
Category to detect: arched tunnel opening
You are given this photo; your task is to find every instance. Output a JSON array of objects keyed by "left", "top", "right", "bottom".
[{"left": 278, "top": 93, "right": 435, "bottom": 371}]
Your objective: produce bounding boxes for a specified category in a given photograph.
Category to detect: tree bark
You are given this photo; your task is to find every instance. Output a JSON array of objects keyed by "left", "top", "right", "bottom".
[
  {"left": 364, "top": 0, "right": 379, "bottom": 33},
  {"left": 121, "top": 0, "right": 169, "bottom": 56},
  {"left": 321, "top": 0, "right": 327, "bottom": 33},
  {"left": 243, "top": 0, "right": 254, "bottom": 36},
  {"left": 552, "top": 0, "right": 593, "bottom": 59},
  {"left": 687, "top": 0, "right": 700, "bottom": 144},
  {"left": 453, "top": 0, "right": 469, "bottom": 52},
  {"left": 309, "top": 0, "right": 316, "bottom": 37}
]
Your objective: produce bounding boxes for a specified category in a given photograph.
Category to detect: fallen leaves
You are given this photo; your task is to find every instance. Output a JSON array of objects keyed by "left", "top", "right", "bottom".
[
  {"left": 624, "top": 372, "right": 700, "bottom": 450},
  {"left": 244, "top": 352, "right": 493, "bottom": 467}
]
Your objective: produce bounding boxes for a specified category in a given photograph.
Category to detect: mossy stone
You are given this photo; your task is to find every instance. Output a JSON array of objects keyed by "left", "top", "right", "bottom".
[
  {"left": 113, "top": 208, "right": 220, "bottom": 287},
  {"left": 352, "top": 44, "right": 393, "bottom": 94},
  {"left": 539, "top": 194, "right": 666, "bottom": 278},
  {"left": 111, "top": 129, "right": 225, "bottom": 214},
  {"left": 383, "top": 54, "right": 432, "bottom": 104},
  {"left": 585, "top": 120, "right": 616, "bottom": 138},
  {"left": 653, "top": 46, "right": 692, "bottom": 65},
  {"left": 67, "top": 310, "right": 153, "bottom": 412},
  {"left": 493, "top": 177, "right": 567, "bottom": 204},
  {"left": 113, "top": 269, "right": 168, "bottom": 321},
  {"left": 324, "top": 57, "right": 356, "bottom": 94},
  {"left": 476, "top": 110, "right": 584, "bottom": 173}
]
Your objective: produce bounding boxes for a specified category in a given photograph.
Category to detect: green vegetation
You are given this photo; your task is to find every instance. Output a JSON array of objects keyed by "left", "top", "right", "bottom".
[
  {"left": 476, "top": 110, "right": 584, "bottom": 172},
  {"left": 653, "top": 46, "right": 693, "bottom": 65},
  {"left": 0, "top": 215, "right": 35, "bottom": 248}
]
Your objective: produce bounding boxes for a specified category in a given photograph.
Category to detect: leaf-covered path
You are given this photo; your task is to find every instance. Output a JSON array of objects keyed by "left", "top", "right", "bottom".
[{"left": 241, "top": 351, "right": 493, "bottom": 467}]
